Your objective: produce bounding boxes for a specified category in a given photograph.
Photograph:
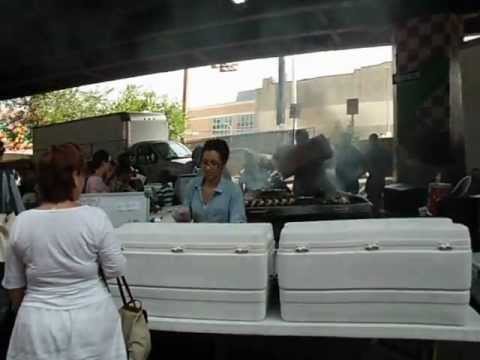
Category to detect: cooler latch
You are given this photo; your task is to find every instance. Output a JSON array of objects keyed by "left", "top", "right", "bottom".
[
  {"left": 438, "top": 243, "right": 453, "bottom": 251},
  {"left": 235, "top": 248, "right": 249, "bottom": 254},
  {"left": 365, "top": 243, "right": 380, "bottom": 251},
  {"left": 295, "top": 246, "right": 310, "bottom": 254}
]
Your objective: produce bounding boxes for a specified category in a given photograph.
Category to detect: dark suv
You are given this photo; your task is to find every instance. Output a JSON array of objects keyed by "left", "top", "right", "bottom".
[{"left": 127, "top": 141, "right": 192, "bottom": 182}]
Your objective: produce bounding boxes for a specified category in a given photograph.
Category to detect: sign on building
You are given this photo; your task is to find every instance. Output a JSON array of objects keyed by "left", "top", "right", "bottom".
[
  {"left": 346, "top": 98, "right": 359, "bottom": 115},
  {"left": 289, "top": 104, "right": 300, "bottom": 119}
]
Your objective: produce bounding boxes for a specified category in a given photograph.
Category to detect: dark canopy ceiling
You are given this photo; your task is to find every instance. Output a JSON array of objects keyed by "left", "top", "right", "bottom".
[{"left": 1, "top": 0, "right": 479, "bottom": 100}]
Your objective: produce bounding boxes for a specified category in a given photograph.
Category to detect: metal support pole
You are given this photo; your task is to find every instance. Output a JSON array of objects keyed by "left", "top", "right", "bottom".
[
  {"left": 431, "top": 341, "right": 438, "bottom": 360},
  {"left": 350, "top": 114, "right": 355, "bottom": 134},
  {"left": 277, "top": 56, "right": 286, "bottom": 127},
  {"left": 291, "top": 56, "right": 298, "bottom": 144}
]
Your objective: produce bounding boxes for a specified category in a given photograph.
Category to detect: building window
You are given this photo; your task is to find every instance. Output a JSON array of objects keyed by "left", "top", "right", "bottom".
[
  {"left": 236, "top": 114, "right": 256, "bottom": 134},
  {"left": 212, "top": 117, "right": 233, "bottom": 136},
  {"left": 212, "top": 114, "right": 256, "bottom": 136}
]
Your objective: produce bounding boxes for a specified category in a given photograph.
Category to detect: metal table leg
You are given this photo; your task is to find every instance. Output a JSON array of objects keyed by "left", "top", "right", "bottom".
[{"left": 431, "top": 341, "right": 438, "bottom": 360}]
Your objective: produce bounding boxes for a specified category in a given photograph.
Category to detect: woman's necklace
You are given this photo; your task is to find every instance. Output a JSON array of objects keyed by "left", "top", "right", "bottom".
[
  {"left": 202, "top": 178, "right": 220, "bottom": 204},
  {"left": 202, "top": 185, "right": 216, "bottom": 204}
]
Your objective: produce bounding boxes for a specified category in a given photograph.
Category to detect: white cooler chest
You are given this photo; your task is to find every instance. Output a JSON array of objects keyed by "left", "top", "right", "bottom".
[
  {"left": 277, "top": 218, "right": 472, "bottom": 325},
  {"left": 114, "top": 223, "right": 274, "bottom": 321},
  {"left": 80, "top": 192, "right": 149, "bottom": 227}
]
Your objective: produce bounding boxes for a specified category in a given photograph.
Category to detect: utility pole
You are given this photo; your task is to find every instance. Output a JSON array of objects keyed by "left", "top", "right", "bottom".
[{"left": 182, "top": 69, "right": 189, "bottom": 114}]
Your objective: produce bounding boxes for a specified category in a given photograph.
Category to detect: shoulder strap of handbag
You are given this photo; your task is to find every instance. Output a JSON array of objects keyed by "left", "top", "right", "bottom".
[
  {"left": 116, "top": 275, "right": 149, "bottom": 322},
  {"left": 100, "top": 270, "right": 142, "bottom": 313},
  {"left": 116, "top": 276, "right": 135, "bottom": 307},
  {"left": 99, "top": 267, "right": 111, "bottom": 293},
  {"left": 99, "top": 268, "right": 133, "bottom": 306}
]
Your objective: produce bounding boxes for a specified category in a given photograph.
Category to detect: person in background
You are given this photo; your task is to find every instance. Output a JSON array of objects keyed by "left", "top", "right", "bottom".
[
  {"left": 155, "top": 170, "right": 175, "bottom": 208},
  {"left": 104, "top": 160, "right": 117, "bottom": 187},
  {"left": 0, "top": 141, "right": 5, "bottom": 158},
  {"left": 335, "top": 132, "right": 365, "bottom": 194},
  {"left": 365, "top": 133, "right": 390, "bottom": 216},
  {"left": 110, "top": 166, "right": 135, "bottom": 193},
  {"left": 183, "top": 139, "right": 246, "bottom": 223},
  {"left": 18, "top": 160, "right": 38, "bottom": 209},
  {"left": 114, "top": 152, "right": 145, "bottom": 192},
  {"left": 2, "top": 143, "right": 126, "bottom": 360},
  {"left": 109, "top": 154, "right": 133, "bottom": 192},
  {"left": 292, "top": 130, "right": 335, "bottom": 197},
  {"left": 292, "top": 130, "right": 312, "bottom": 196},
  {"left": 85, "top": 150, "right": 111, "bottom": 193}
]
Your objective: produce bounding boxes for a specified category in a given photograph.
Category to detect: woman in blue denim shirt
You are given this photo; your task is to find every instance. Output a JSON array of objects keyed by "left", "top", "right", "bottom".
[{"left": 183, "top": 139, "right": 246, "bottom": 223}]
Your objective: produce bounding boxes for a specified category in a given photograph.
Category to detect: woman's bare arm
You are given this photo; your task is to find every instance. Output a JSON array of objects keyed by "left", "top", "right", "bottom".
[{"left": 8, "top": 288, "right": 25, "bottom": 308}]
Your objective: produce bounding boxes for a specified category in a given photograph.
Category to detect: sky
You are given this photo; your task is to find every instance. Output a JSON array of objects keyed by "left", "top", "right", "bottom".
[{"left": 81, "top": 46, "right": 393, "bottom": 109}]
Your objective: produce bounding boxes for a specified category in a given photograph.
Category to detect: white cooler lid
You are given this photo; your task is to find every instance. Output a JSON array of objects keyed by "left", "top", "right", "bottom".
[
  {"left": 116, "top": 222, "right": 274, "bottom": 251},
  {"left": 280, "top": 218, "right": 470, "bottom": 250}
]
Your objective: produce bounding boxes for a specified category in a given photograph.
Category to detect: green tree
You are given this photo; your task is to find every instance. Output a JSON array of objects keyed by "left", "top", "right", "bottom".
[
  {"left": 160, "top": 98, "right": 186, "bottom": 141},
  {"left": 29, "top": 87, "right": 112, "bottom": 125},
  {"left": 111, "top": 85, "right": 186, "bottom": 140},
  {"left": 110, "top": 85, "right": 161, "bottom": 113},
  {"left": 1, "top": 84, "right": 186, "bottom": 142}
]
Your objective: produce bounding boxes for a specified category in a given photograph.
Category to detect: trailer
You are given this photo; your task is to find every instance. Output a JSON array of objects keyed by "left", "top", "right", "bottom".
[{"left": 32, "top": 112, "right": 169, "bottom": 159}]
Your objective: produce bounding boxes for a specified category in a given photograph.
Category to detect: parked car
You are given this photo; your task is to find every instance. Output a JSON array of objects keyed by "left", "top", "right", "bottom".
[
  {"left": 127, "top": 141, "right": 192, "bottom": 183},
  {"left": 227, "top": 148, "right": 273, "bottom": 178}
]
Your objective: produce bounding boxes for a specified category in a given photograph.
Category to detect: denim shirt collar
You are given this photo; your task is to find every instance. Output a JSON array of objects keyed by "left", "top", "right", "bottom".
[{"left": 194, "top": 176, "right": 226, "bottom": 195}]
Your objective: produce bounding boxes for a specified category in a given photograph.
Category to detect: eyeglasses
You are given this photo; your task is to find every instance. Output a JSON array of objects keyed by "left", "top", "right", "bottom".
[{"left": 202, "top": 160, "right": 222, "bottom": 169}]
